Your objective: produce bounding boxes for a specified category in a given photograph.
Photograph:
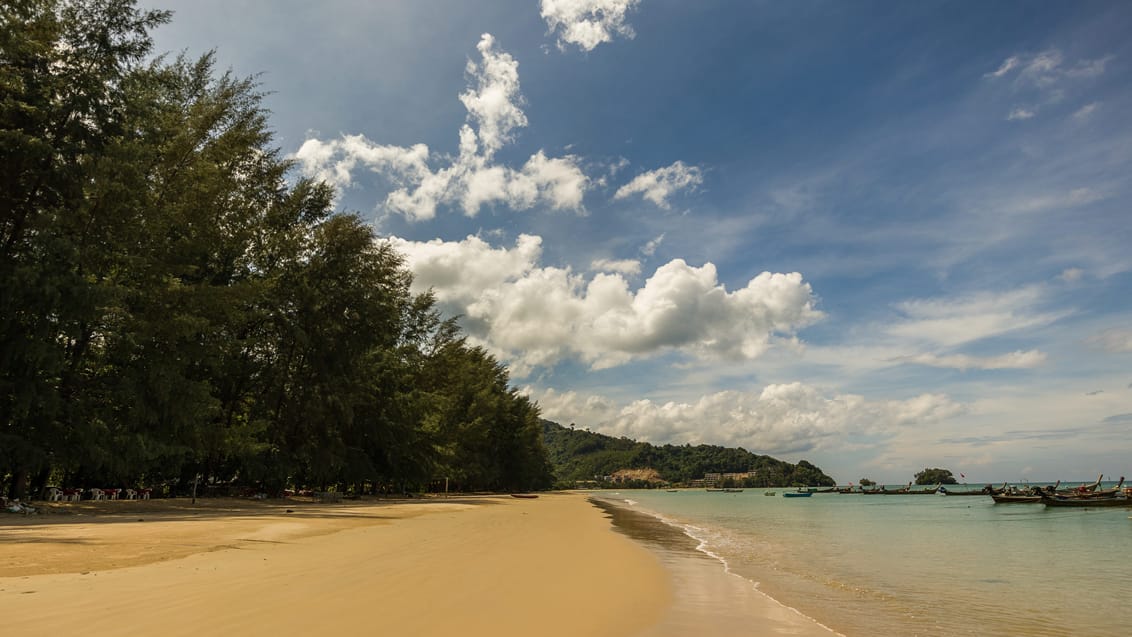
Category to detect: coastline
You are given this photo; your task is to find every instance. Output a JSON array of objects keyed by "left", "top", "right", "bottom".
[
  {"left": 590, "top": 495, "right": 841, "bottom": 637},
  {"left": 1, "top": 493, "right": 669, "bottom": 636}
]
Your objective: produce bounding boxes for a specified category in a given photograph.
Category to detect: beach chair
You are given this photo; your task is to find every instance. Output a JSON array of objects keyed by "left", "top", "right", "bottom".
[
  {"left": 137, "top": 488, "right": 152, "bottom": 500},
  {"left": 63, "top": 488, "right": 83, "bottom": 502},
  {"left": 89, "top": 488, "right": 105, "bottom": 501},
  {"left": 47, "top": 487, "right": 65, "bottom": 501},
  {"left": 124, "top": 488, "right": 137, "bottom": 500},
  {"left": 104, "top": 488, "right": 120, "bottom": 500}
]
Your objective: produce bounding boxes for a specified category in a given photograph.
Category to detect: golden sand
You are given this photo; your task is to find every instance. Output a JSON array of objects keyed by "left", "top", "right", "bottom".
[{"left": 0, "top": 493, "right": 669, "bottom": 637}]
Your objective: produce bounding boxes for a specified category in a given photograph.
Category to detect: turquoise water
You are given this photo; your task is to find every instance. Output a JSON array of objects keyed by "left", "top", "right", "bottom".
[{"left": 598, "top": 486, "right": 1132, "bottom": 637}]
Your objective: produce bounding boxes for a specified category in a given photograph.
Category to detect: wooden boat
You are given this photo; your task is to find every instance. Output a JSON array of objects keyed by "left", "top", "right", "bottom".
[
  {"left": 764, "top": 491, "right": 776, "bottom": 496},
  {"left": 1056, "top": 474, "right": 1103, "bottom": 496},
  {"left": 782, "top": 490, "right": 812, "bottom": 498},
  {"left": 666, "top": 489, "right": 679, "bottom": 492},
  {"left": 940, "top": 484, "right": 1003, "bottom": 496},
  {"left": 1041, "top": 493, "right": 1132, "bottom": 508},
  {"left": 510, "top": 493, "right": 539, "bottom": 499},
  {"left": 722, "top": 488, "right": 743, "bottom": 492},
  {"left": 991, "top": 493, "right": 1042, "bottom": 503},
  {"left": 881, "top": 482, "right": 940, "bottom": 495}
]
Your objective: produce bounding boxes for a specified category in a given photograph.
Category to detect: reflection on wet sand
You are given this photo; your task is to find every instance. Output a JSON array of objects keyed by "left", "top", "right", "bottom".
[{"left": 591, "top": 498, "right": 839, "bottom": 637}]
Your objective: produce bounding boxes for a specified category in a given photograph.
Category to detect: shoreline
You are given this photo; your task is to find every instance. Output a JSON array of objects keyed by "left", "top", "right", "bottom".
[
  {"left": 590, "top": 495, "right": 841, "bottom": 637},
  {"left": 3, "top": 492, "right": 844, "bottom": 636},
  {"left": 1, "top": 493, "right": 669, "bottom": 636}
]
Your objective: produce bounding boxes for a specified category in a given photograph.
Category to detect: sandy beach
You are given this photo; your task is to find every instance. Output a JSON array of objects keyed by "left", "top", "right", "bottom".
[
  {"left": 1, "top": 493, "right": 670, "bottom": 636},
  {"left": 1, "top": 493, "right": 837, "bottom": 636}
]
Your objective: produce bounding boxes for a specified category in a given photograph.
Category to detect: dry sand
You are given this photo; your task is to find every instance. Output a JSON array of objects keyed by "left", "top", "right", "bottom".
[{"left": 0, "top": 493, "right": 670, "bottom": 637}]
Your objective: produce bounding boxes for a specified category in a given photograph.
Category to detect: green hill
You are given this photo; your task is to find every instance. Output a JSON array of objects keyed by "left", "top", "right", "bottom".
[{"left": 541, "top": 420, "right": 834, "bottom": 487}]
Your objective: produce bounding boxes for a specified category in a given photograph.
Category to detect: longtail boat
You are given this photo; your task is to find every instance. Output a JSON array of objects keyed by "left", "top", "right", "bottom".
[
  {"left": 991, "top": 493, "right": 1042, "bottom": 503},
  {"left": 1041, "top": 493, "right": 1132, "bottom": 508}
]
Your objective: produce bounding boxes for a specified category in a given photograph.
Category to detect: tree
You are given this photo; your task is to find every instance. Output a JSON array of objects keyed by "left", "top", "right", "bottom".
[
  {"left": 2, "top": 0, "right": 555, "bottom": 499},
  {"left": 1, "top": 0, "right": 170, "bottom": 498},
  {"left": 914, "top": 468, "right": 957, "bottom": 485}
]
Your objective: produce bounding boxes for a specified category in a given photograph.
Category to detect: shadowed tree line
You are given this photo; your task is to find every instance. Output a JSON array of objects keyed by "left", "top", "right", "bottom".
[{"left": 1, "top": 0, "right": 553, "bottom": 499}]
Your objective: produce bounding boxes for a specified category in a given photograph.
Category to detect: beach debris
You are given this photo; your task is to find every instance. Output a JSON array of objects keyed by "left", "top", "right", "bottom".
[{"left": 5, "top": 500, "right": 37, "bottom": 515}]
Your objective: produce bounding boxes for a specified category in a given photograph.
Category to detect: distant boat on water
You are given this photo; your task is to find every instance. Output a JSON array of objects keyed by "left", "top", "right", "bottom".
[
  {"left": 782, "top": 490, "right": 812, "bottom": 498},
  {"left": 510, "top": 493, "right": 539, "bottom": 499},
  {"left": 765, "top": 491, "right": 776, "bottom": 496}
]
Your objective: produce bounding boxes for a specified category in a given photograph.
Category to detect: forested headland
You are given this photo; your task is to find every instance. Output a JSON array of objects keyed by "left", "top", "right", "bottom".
[
  {"left": 2, "top": 1, "right": 835, "bottom": 501},
  {"left": 542, "top": 421, "right": 834, "bottom": 487}
]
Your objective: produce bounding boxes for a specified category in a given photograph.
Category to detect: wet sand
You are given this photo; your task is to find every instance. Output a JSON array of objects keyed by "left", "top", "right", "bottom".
[{"left": 591, "top": 498, "right": 841, "bottom": 636}]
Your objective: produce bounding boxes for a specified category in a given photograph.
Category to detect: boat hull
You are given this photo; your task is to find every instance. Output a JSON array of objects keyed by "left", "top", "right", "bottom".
[{"left": 1041, "top": 495, "right": 1132, "bottom": 507}]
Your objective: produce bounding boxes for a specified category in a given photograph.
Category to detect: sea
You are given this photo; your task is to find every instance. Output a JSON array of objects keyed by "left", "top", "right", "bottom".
[{"left": 593, "top": 483, "right": 1132, "bottom": 637}]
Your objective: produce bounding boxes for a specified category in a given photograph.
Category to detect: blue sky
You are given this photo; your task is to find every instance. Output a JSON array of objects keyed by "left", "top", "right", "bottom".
[{"left": 141, "top": 0, "right": 1132, "bottom": 484}]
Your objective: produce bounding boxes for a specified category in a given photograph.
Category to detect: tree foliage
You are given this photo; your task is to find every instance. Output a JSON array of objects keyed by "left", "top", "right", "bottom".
[
  {"left": 914, "top": 468, "right": 957, "bottom": 485},
  {"left": 1, "top": 0, "right": 551, "bottom": 498}
]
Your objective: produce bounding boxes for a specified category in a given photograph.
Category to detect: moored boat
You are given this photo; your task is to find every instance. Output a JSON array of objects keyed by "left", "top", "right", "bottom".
[
  {"left": 991, "top": 493, "right": 1042, "bottom": 504},
  {"left": 783, "top": 489, "right": 813, "bottom": 498},
  {"left": 1040, "top": 493, "right": 1132, "bottom": 507}
]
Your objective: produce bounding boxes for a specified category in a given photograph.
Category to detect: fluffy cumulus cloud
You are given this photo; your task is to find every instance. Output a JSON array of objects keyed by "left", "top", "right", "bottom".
[
  {"left": 540, "top": 0, "right": 641, "bottom": 52},
  {"left": 614, "top": 161, "right": 704, "bottom": 208},
  {"left": 294, "top": 34, "right": 588, "bottom": 220},
  {"left": 527, "top": 383, "right": 966, "bottom": 456},
  {"left": 390, "top": 234, "right": 824, "bottom": 374}
]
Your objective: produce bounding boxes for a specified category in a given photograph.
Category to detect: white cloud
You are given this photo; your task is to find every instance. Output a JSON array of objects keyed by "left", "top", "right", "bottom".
[
  {"left": 1073, "top": 102, "right": 1099, "bottom": 120},
  {"left": 986, "top": 50, "right": 1113, "bottom": 121},
  {"left": 540, "top": 0, "right": 641, "bottom": 52},
  {"left": 886, "top": 287, "right": 1067, "bottom": 349},
  {"left": 591, "top": 258, "right": 641, "bottom": 276},
  {"left": 459, "top": 34, "right": 527, "bottom": 158},
  {"left": 390, "top": 234, "right": 824, "bottom": 374},
  {"left": 901, "top": 350, "right": 1048, "bottom": 371},
  {"left": 527, "top": 383, "right": 966, "bottom": 456},
  {"left": 999, "top": 187, "right": 1107, "bottom": 215},
  {"left": 1006, "top": 107, "right": 1035, "bottom": 121},
  {"left": 1058, "top": 268, "right": 1084, "bottom": 283},
  {"left": 1065, "top": 55, "right": 1114, "bottom": 79},
  {"left": 614, "top": 161, "right": 704, "bottom": 208},
  {"left": 1087, "top": 328, "right": 1132, "bottom": 353},
  {"left": 641, "top": 233, "right": 665, "bottom": 256},
  {"left": 984, "top": 55, "right": 1020, "bottom": 78},
  {"left": 293, "top": 34, "right": 588, "bottom": 220}
]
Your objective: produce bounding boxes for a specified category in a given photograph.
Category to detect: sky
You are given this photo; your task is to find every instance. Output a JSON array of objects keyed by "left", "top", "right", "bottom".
[{"left": 138, "top": 0, "right": 1132, "bottom": 485}]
